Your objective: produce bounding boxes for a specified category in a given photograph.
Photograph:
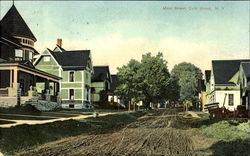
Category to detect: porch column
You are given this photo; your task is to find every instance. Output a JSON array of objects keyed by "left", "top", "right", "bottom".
[
  {"left": 9, "top": 70, "right": 13, "bottom": 87},
  {"left": 53, "top": 82, "right": 56, "bottom": 96},
  {"left": 13, "top": 67, "right": 18, "bottom": 83},
  {"left": 45, "top": 79, "right": 49, "bottom": 92}
]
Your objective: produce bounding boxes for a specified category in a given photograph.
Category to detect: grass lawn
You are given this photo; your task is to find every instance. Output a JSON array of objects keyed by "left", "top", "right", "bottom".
[{"left": 0, "top": 110, "right": 147, "bottom": 155}]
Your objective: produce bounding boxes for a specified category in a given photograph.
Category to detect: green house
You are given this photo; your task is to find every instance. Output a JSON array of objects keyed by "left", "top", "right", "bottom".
[
  {"left": 34, "top": 42, "right": 93, "bottom": 109},
  {"left": 91, "top": 66, "right": 111, "bottom": 103}
]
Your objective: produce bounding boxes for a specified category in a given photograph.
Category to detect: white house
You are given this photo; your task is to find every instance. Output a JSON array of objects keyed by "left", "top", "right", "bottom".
[{"left": 205, "top": 59, "right": 250, "bottom": 111}]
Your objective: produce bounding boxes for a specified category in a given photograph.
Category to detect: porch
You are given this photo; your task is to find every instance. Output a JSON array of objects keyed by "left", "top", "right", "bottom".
[{"left": 0, "top": 62, "right": 61, "bottom": 109}]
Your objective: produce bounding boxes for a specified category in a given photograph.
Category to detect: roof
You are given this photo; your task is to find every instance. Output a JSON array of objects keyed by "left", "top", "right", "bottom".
[
  {"left": 205, "top": 70, "right": 211, "bottom": 83},
  {"left": 0, "top": 5, "right": 37, "bottom": 41},
  {"left": 0, "top": 59, "right": 35, "bottom": 69},
  {"left": 53, "top": 45, "right": 66, "bottom": 52},
  {"left": 0, "top": 61, "right": 61, "bottom": 81},
  {"left": 0, "top": 24, "right": 22, "bottom": 48},
  {"left": 212, "top": 59, "right": 250, "bottom": 85},
  {"left": 49, "top": 49, "right": 90, "bottom": 70},
  {"left": 110, "top": 75, "right": 120, "bottom": 91},
  {"left": 92, "top": 66, "right": 110, "bottom": 82},
  {"left": 241, "top": 62, "right": 250, "bottom": 78}
]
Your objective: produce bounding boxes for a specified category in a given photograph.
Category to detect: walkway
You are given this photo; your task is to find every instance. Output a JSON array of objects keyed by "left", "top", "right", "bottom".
[{"left": 0, "top": 112, "right": 117, "bottom": 128}]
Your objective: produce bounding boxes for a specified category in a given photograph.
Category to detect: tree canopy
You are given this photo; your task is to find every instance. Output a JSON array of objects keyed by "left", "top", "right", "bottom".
[
  {"left": 116, "top": 52, "right": 171, "bottom": 108},
  {"left": 171, "top": 62, "right": 202, "bottom": 102}
]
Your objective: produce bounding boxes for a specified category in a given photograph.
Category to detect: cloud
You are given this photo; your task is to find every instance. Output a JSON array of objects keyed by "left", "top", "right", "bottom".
[{"left": 35, "top": 34, "right": 249, "bottom": 75}]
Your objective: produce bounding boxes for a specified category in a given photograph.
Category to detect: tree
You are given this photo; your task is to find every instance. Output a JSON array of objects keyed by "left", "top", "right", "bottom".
[
  {"left": 116, "top": 52, "right": 171, "bottom": 109},
  {"left": 171, "top": 62, "right": 202, "bottom": 103},
  {"left": 115, "top": 59, "right": 142, "bottom": 109},
  {"left": 138, "top": 52, "right": 171, "bottom": 108}
]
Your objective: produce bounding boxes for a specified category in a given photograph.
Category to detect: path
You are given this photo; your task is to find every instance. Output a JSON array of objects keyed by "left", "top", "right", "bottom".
[{"left": 0, "top": 112, "right": 117, "bottom": 128}]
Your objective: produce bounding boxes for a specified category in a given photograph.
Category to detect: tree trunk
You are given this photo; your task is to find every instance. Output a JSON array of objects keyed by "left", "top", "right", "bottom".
[{"left": 128, "top": 100, "right": 131, "bottom": 111}]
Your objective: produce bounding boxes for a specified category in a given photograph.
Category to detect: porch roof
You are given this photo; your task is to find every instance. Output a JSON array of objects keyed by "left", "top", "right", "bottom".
[{"left": 0, "top": 62, "right": 61, "bottom": 82}]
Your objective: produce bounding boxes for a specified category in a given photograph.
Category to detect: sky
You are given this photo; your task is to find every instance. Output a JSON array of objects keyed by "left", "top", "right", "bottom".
[{"left": 0, "top": 1, "right": 249, "bottom": 74}]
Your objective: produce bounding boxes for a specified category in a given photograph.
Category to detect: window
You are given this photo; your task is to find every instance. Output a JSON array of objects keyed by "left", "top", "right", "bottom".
[
  {"left": 29, "top": 52, "right": 33, "bottom": 61},
  {"left": 69, "top": 71, "right": 74, "bottom": 82},
  {"left": 228, "top": 94, "right": 234, "bottom": 106},
  {"left": 15, "top": 49, "right": 23, "bottom": 58},
  {"left": 69, "top": 89, "right": 74, "bottom": 100},
  {"left": 44, "top": 56, "right": 50, "bottom": 62}
]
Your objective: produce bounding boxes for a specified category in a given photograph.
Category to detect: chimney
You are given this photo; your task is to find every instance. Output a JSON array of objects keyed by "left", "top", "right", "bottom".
[{"left": 57, "top": 38, "right": 62, "bottom": 47}]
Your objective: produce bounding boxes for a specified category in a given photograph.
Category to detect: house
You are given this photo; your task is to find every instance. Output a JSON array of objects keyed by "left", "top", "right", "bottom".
[
  {"left": 108, "top": 74, "right": 125, "bottom": 107},
  {"left": 0, "top": 5, "right": 61, "bottom": 109},
  {"left": 34, "top": 39, "right": 93, "bottom": 109},
  {"left": 206, "top": 59, "right": 250, "bottom": 111},
  {"left": 91, "top": 66, "right": 111, "bottom": 104},
  {"left": 238, "top": 62, "right": 250, "bottom": 110}
]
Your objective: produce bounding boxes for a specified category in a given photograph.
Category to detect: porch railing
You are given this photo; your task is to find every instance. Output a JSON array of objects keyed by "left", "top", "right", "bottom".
[{"left": 0, "top": 88, "right": 8, "bottom": 97}]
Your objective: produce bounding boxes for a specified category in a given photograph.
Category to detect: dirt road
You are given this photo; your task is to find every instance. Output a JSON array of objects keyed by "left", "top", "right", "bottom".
[{"left": 17, "top": 109, "right": 196, "bottom": 156}]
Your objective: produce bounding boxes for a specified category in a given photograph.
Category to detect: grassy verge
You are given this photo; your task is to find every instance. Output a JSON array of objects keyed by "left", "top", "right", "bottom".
[
  {"left": 201, "top": 119, "right": 250, "bottom": 155},
  {"left": 0, "top": 110, "right": 146, "bottom": 155},
  {"left": 167, "top": 111, "right": 250, "bottom": 155}
]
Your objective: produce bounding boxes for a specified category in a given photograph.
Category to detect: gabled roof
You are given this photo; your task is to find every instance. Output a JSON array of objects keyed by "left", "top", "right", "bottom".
[
  {"left": 205, "top": 70, "right": 211, "bottom": 83},
  {"left": 49, "top": 49, "right": 90, "bottom": 70},
  {"left": 110, "top": 74, "right": 120, "bottom": 91},
  {"left": 92, "top": 66, "right": 111, "bottom": 82},
  {"left": 0, "top": 5, "right": 37, "bottom": 41},
  {"left": 212, "top": 59, "right": 250, "bottom": 85},
  {"left": 53, "top": 45, "right": 66, "bottom": 52},
  {"left": 241, "top": 62, "right": 250, "bottom": 78}
]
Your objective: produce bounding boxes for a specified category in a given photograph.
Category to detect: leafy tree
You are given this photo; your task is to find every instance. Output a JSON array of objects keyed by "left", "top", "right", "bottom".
[
  {"left": 115, "top": 59, "right": 142, "bottom": 108},
  {"left": 138, "top": 52, "right": 171, "bottom": 107},
  {"left": 116, "top": 52, "right": 171, "bottom": 109},
  {"left": 171, "top": 62, "right": 202, "bottom": 102}
]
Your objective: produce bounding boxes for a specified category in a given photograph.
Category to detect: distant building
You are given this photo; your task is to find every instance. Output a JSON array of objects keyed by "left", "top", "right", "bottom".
[
  {"left": 108, "top": 74, "right": 125, "bottom": 107},
  {"left": 0, "top": 5, "right": 61, "bottom": 109},
  {"left": 91, "top": 66, "right": 111, "bottom": 104},
  {"left": 34, "top": 39, "right": 93, "bottom": 109},
  {"left": 205, "top": 59, "right": 250, "bottom": 111}
]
